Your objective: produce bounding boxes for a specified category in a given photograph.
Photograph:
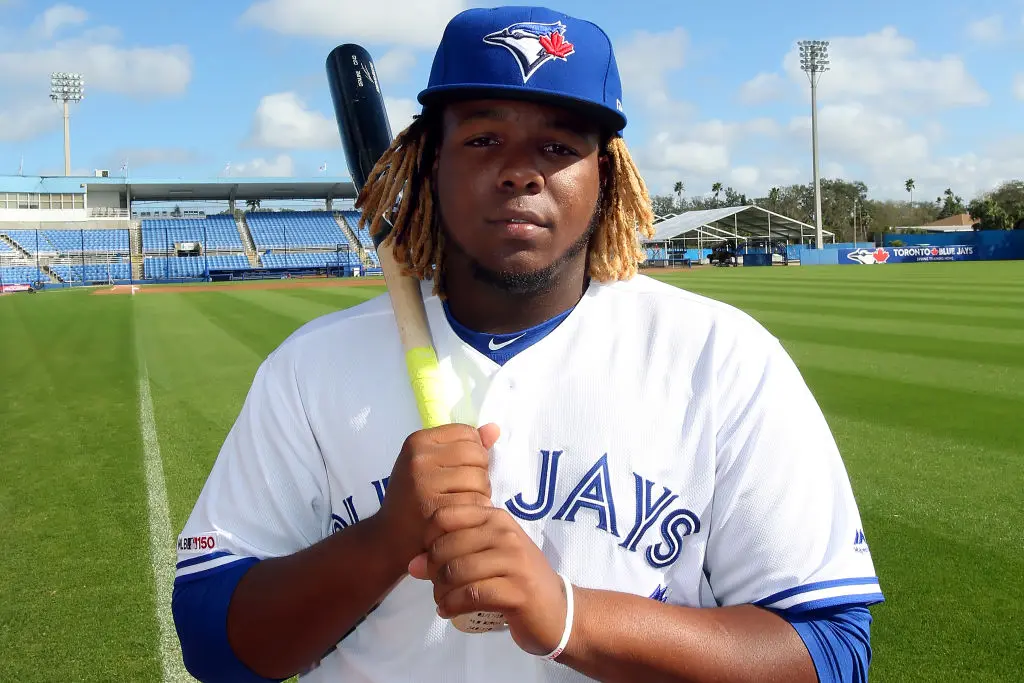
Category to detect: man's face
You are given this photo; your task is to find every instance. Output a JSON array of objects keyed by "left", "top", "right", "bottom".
[{"left": 434, "top": 98, "right": 604, "bottom": 294}]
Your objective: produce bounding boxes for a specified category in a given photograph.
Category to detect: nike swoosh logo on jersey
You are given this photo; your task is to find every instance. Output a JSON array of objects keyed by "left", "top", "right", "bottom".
[{"left": 488, "top": 334, "right": 525, "bottom": 351}]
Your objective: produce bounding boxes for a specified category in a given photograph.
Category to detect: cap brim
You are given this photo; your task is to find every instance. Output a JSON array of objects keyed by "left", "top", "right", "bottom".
[{"left": 417, "top": 83, "right": 626, "bottom": 135}]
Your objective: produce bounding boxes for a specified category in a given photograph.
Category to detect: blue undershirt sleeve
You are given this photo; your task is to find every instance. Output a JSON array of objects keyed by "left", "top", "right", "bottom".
[
  {"left": 780, "top": 605, "right": 874, "bottom": 683},
  {"left": 171, "top": 557, "right": 285, "bottom": 683}
]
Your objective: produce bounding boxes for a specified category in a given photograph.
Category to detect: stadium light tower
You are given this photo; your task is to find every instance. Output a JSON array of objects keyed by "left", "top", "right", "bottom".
[
  {"left": 798, "top": 40, "right": 828, "bottom": 249},
  {"left": 50, "top": 72, "right": 85, "bottom": 176}
]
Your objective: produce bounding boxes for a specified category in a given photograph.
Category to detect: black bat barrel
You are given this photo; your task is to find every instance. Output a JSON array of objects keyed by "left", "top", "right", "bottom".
[{"left": 326, "top": 44, "right": 394, "bottom": 193}]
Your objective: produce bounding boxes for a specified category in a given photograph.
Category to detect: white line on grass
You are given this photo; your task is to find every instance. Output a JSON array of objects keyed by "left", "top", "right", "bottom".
[{"left": 138, "top": 356, "right": 194, "bottom": 683}]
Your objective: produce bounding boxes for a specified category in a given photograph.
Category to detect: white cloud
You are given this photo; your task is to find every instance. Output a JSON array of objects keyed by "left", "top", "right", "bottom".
[
  {"left": 788, "top": 102, "right": 931, "bottom": 168},
  {"left": 35, "top": 3, "right": 87, "bottom": 38},
  {"left": 729, "top": 166, "right": 760, "bottom": 188},
  {"left": 1014, "top": 73, "right": 1024, "bottom": 100},
  {"left": 966, "top": 16, "right": 1003, "bottom": 42},
  {"left": 778, "top": 27, "right": 988, "bottom": 112},
  {"left": 376, "top": 48, "right": 417, "bottom": 83},
  {"left": 228, "top": 155, "right": 295, "bottom": 177},
  {"left": 738, "top": 72, "right": 787, "bottom": 105},
  {"left": 0, "top": 5, "right": 191, "bottom": 97},
  {"left": 248, "top": 92, "right": 339, "bottom": 149},
  {"left": 384, "top": 96, "right": 420, "bottom": 134},
  {"left": 240, "top": 0, "right": 466, "bottom": 47},
  {"left": 616, "top": 27, "right": 689, "bottom": 115},
  {"left": 112, "top": 148, "right": 200, "bottom": 168},
  {"left": 0, "top": 101, "right": 62, "bottom": 141}
]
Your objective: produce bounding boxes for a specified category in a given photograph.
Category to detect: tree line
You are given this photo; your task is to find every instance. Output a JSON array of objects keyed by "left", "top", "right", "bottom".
[{"left": 651, "top": 179, "right": 1024, "bottom": 243}]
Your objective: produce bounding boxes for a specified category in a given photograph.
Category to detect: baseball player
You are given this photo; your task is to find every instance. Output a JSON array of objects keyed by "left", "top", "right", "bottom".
[{"left": 172, "top": 6, "right": 883, "bottom": 683}]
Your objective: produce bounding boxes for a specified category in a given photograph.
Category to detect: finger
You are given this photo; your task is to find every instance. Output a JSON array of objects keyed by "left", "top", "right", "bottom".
[
  {"left": 424, "top": 505, "right": 495, "bottom": 548},
  {"left": 436, "top": 576, "right": 524, "bottom": 620},
  {"left": 438, "top": 491, "right": 494, "bottom": 509},
  {"left": 421, "top": 423, "right": 484, "bottom": 447},
  {"left": 431, "top": 547, "right": 514, "bottom": 597},
  {"left": 477, "top": 423, "right": 500, "bottom": 450},
  {"left": 408, "top": 552, "right": 429, "bottom": 580},
  {"left": 427, "top": 526, "right": 500, "bottom": 577},
  {"left": 427, "top": 465, "right": 492, "bottom": 497}
]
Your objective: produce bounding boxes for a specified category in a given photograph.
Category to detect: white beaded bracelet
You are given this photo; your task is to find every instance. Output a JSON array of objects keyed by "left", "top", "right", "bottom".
[{"left": 540, "top": 573, "right": 574, "bottom": 661}]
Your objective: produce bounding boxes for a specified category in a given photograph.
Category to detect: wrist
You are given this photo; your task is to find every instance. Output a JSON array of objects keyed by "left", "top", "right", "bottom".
[{"left": 357, "top": 512, "right": 415, "bottom": 581}]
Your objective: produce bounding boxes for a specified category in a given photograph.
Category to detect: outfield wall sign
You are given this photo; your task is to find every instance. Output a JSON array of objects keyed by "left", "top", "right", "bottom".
[{"left": 841, "top": 245, "right": 978, "bottom": 265}]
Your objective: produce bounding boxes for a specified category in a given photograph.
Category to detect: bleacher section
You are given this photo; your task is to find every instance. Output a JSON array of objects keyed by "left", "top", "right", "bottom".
[
  {"left": 246, "top": 211, "right": 349, "bottom": 250},
  {"left": 0, "top": 266, "right": 47, "bottom": 284},
  {"left": 340, "top": 211, "right": 373, "bottom": 247},
  {"left": 141, "top": 215, "right": 243, "bottom": 252},
  {"left": 43, "top": 229, "right": 130, "bottom": 253},
  {"left": 50, "top": 264, "right": 132, "bottom": 282},
  {"left": 144, "top": 255, "right": 251, "bottom": 279},
  {"left": 260, "top": 252, "right": 362, "bottom": 269},
  {"left": 1, "top": 230, "right": 55, "bottom": 255},
  {"left": 0, "top": 240, "right": 15, "bottom": 254}
]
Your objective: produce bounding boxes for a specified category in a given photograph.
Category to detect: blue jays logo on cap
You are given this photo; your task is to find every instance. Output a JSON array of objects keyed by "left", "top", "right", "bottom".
[
  {"left": 483, "top": 21, "right": 575, "bottom": 83},
  {"left": 417, "top": 6, "right": 628, "bottom": 134}
]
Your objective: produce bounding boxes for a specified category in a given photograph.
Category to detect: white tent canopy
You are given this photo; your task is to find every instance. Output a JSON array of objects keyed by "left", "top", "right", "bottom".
[{"left": 645, "top": 205, "right": 833, "bottom": 245}]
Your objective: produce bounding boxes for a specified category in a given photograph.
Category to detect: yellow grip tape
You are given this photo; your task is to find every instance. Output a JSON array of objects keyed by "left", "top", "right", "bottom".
[{"left": 405, "top": 346, "right": 451, "bottom": 428}]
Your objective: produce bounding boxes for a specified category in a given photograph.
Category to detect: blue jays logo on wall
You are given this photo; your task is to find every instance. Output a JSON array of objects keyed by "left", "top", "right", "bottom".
[{"left": 483, "top": 21, "right": 576, "bottom": 82}]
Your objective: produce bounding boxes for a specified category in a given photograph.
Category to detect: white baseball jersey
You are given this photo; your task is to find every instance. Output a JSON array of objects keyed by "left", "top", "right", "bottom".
[{"left": 176, "top": 273, "right": 882, "bottom": 683}]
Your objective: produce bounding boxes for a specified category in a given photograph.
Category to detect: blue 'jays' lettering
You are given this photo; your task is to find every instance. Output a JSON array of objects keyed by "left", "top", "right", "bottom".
[
  {"left": 507, "top": 451, "right": 700, "bottom": 569},
  {"left": 330, "top": 496, "right": 360, "bottom": 533},
  {"left": 372, "top": 477, "right": 390, "bottom": 505}
]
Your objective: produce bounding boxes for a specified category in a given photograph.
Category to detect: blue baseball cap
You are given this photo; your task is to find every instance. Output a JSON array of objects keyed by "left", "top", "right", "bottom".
[{"left": 417, "top": 6, "right": 627, "bottom": 134}]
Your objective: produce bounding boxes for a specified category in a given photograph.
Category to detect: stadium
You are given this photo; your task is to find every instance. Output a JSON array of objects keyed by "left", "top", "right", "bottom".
[{"left": 2, "top": 5, "right": 1023, "bottom": 683}]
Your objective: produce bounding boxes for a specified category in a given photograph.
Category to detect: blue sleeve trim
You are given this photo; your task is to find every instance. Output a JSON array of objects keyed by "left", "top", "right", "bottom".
[
  {"left": 781, "top": 605, "right": 874, "bottom": 683},
  {"left": 785, "top": 593, "right": 885, "bottom": 614},
  {"left": 755, "top": 577, "right": 880, "bottom": 606},
  {"left": 172, "top": 557, "right": 285, "bottom": 683},
  {"left": 177, "top": 551, "right": 234, "bottom": 570}
]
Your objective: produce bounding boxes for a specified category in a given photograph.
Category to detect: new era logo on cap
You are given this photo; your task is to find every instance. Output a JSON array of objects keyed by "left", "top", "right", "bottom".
[{"left": 483, "top": 21, "right": 576, "bottom": 83}]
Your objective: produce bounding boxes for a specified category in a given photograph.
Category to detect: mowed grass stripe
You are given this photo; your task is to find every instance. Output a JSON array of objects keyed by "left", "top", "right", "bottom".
[
  {"left": 801, "top": 366, "right": 1022, "bottom": 452},
  {"left": 274, "top": 284, "right": 386, "bottom": 310},
  {"left": 738, "top": 307, "right": 1024, "bottom": 346},
  {"left": 220, "top": 287, "right": 380, "bottom": 325},
  {"left": 134, "top": 294, "right": 273, "bottom": 529},
  {"left": 764, "top": 321, "right": 1024, "bottom": 369},
  {"left": 782, "top": 339, "right": 1024, "bottom": 400},
  {"left": 184, "top": 291, "right": 312, "bottom": 362},
  {"left": 827, "top": 411, "right": 1022, "bottom": 682},
  {"left": 0, "top": 292, "right": 161, "bottom": 682}
]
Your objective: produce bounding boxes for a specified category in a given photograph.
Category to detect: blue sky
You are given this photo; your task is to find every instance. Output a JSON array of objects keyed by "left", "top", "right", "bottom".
[{"left": 1, "top": 0, "right": 1022, "bottom": 202}]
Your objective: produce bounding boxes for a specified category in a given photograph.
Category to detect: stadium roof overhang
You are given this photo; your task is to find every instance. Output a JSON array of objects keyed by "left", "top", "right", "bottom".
[
  {"left": 85, "top": 177, "right": 358, "bottom": 202},
  {"left": 113, "top": 178, "right": 356, "bottom": 201},
  {"left": 644, "top": 205, "right": 833, "bottom": 244}
]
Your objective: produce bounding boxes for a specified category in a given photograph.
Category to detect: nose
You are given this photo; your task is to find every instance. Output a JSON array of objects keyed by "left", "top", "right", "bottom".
[{"left": 496, "top": 146, "right": 544, "bottom": 194}]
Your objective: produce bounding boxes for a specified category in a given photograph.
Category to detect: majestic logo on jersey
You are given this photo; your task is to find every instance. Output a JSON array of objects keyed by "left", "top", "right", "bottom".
[
  {"left": 649, "top": 584, "right": 671, "bottom": 603},
  {"left": 846, "top": 247, "right": 890, "bottom": 265},
  {"left": 483, "top": 21, "right": 576, "bottom": 83},
  {"left": 854, "top": 528, "right": 870, "bottom": 553}
]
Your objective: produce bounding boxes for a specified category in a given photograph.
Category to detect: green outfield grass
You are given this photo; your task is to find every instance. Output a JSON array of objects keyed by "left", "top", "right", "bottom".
[{"left": 1, "top": 262, "right": 1022, "bottom": 682}]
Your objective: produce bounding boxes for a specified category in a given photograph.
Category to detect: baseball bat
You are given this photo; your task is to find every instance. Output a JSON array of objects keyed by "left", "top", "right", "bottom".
[{"left": 326, "top": 44, "right": 505, "bottom": 636}]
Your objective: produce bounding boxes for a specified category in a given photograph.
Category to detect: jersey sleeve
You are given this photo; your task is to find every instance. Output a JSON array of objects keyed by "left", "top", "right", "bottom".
[
  {"left": 701, "top": 327, "right": 883, "bottom": 614},
  {"left": 174, "top": 347, "right": 331, "bottom": 586}
]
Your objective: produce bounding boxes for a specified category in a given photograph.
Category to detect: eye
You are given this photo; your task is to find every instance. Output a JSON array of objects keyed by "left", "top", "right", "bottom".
[
  {"left": 544, "top": 142, "right": 579, "bottom": 157},
  {"left": 465, "top": 135, "right": 498, "bottom": 147}
]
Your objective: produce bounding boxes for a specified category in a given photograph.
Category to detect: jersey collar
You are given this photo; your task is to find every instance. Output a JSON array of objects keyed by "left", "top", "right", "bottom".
[{"left": 442, "top": 300, "right": 576, "bottom": 366}]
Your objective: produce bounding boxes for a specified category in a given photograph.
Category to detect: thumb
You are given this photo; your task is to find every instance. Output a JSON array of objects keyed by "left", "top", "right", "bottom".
[{"left": 478, "top": 423, "right": 501, "bottom": 450}]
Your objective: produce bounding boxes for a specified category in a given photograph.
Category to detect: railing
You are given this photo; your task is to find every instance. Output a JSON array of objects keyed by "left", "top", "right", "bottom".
[{"left": 88, "top": 207, "right": 131, "bottom": 218}]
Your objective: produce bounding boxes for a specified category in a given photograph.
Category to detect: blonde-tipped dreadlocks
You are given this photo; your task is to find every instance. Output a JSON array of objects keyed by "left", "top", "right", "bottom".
[{"left": 355, "top": 109, "right": 655, "bottom": 297}]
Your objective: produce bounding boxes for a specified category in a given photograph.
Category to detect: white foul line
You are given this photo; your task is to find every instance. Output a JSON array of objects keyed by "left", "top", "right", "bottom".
[{"left": 138, "top": 356, "right": 194, "bottom": 682}]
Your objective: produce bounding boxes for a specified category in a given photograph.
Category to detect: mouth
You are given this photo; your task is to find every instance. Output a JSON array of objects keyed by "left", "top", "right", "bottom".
[{"left": 487, "top": 209, "right": 550, "bottom": 237}]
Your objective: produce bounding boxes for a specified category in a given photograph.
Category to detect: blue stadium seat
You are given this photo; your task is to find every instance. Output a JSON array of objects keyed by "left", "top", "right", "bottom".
[
  {"left": 0, "top": 266, "right": 47, "bottom": 284},
  {"left": 340, "top": 211, "right": 374, "bottom": 248},
  {"left": 50, "top": 264, "right": 132, "bottom": 282},
  {"left": 143, "top": 255, "right": 251, "bottom": 279},
  {"left": 42, "top": 230, "right": 130, "bottom": 253},
  {"left": 260, "top": 251, "right": 361, "bottom": 269},
  {"left": 246, "top": 211, "right": 349, "bottom": 250},
  {"left": 141, "top": 216, "right": 243, "bottom": 252},
  {"left": 0, "top": 240, "right": 15, "bottom": 254},
  {"left": 1, "top": 230, "right": 56, "bottom": 255}
]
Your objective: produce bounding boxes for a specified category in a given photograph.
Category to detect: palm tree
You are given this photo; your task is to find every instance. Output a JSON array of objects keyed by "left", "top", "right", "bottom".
[
  {"left": 905, "top": 178, "right": 915, "bottom": 207},
  {"left": 673, "top": 181, "right": 684, "bottom": 210},
  {"left": 768, "top": 187, "right": 781, "bottom": 209},
  {"left": 711, "top": 182, "right": 723, "bottom": 206}
]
